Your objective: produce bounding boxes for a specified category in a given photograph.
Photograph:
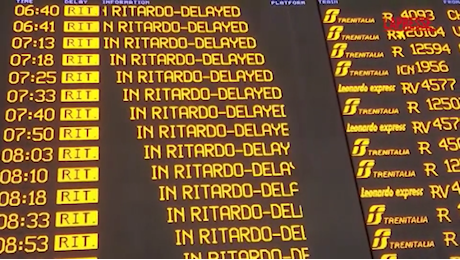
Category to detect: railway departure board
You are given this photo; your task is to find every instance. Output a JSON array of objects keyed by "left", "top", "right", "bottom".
[{"left": 1, "top": 0, "right": 460, "bottom": 259}]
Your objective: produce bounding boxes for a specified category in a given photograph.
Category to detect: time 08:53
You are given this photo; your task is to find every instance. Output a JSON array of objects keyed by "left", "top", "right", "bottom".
[{"left": 0, "top": 235, "right": 48, "bottom": 255}]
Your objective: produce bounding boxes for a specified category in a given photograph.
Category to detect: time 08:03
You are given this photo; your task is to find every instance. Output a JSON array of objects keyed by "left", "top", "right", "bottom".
[{"left": 1, "top": 148, "right": 53, "bottom": 163}]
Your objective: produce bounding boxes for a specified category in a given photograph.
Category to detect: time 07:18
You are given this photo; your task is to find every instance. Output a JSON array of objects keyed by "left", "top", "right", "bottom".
[{"left": 10, "top": 54, "right": 54, "bottom": 67}]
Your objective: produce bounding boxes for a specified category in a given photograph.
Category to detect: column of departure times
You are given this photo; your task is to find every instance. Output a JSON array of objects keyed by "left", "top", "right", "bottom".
[
  {"left": 0, "top": 2, "right": 60, "bottom": 258},
  {"left": 54, "top": 3, "right": 101, "bottom": 259}
]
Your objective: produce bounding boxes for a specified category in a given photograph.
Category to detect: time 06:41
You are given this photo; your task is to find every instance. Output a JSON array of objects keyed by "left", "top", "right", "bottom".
[{"left": 10, "top": 54, "right": 54, "bottom": 67}]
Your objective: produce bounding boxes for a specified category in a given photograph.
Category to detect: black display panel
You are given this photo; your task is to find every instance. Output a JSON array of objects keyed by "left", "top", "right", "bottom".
[
  {"left": 0, "top": 0, "right": 371, "bottom": 258},
  {"left": 319, "top": 0, "right": 460, "bottom": 258}
]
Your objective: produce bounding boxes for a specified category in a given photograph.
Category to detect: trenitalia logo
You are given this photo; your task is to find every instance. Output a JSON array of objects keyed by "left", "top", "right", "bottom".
[
  {"left": 367, "top": 204, "right": 386, "bottom": 225},
  {"left": 372, "top": 228, "right": 391, "bottom": 250},
  {"left": 351, "top": 138, "right": 369, "bottom": 157},
  {"left": 327, "top": 25, "right": 344, "bottom": 40},
  {"left": 356, "top": 159, "right": 375, "bottom": 179},
  {"left": 270, "top": 0, "right": 306, "bottom": 6},
  {"left": 383, "top": 17, "right": 435, "bottom": 32},
  {"left": 323, "top": 9, "right": 340, "bottom": 23},
  {"left": 342, "top": 97, "right": 360, "bottom": 115},
  {"left": 330, "top": 43, "right": 347, "bottom": 58},
  {"left": 335, "top": 60, "right": 351, "bottom": 77}
]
